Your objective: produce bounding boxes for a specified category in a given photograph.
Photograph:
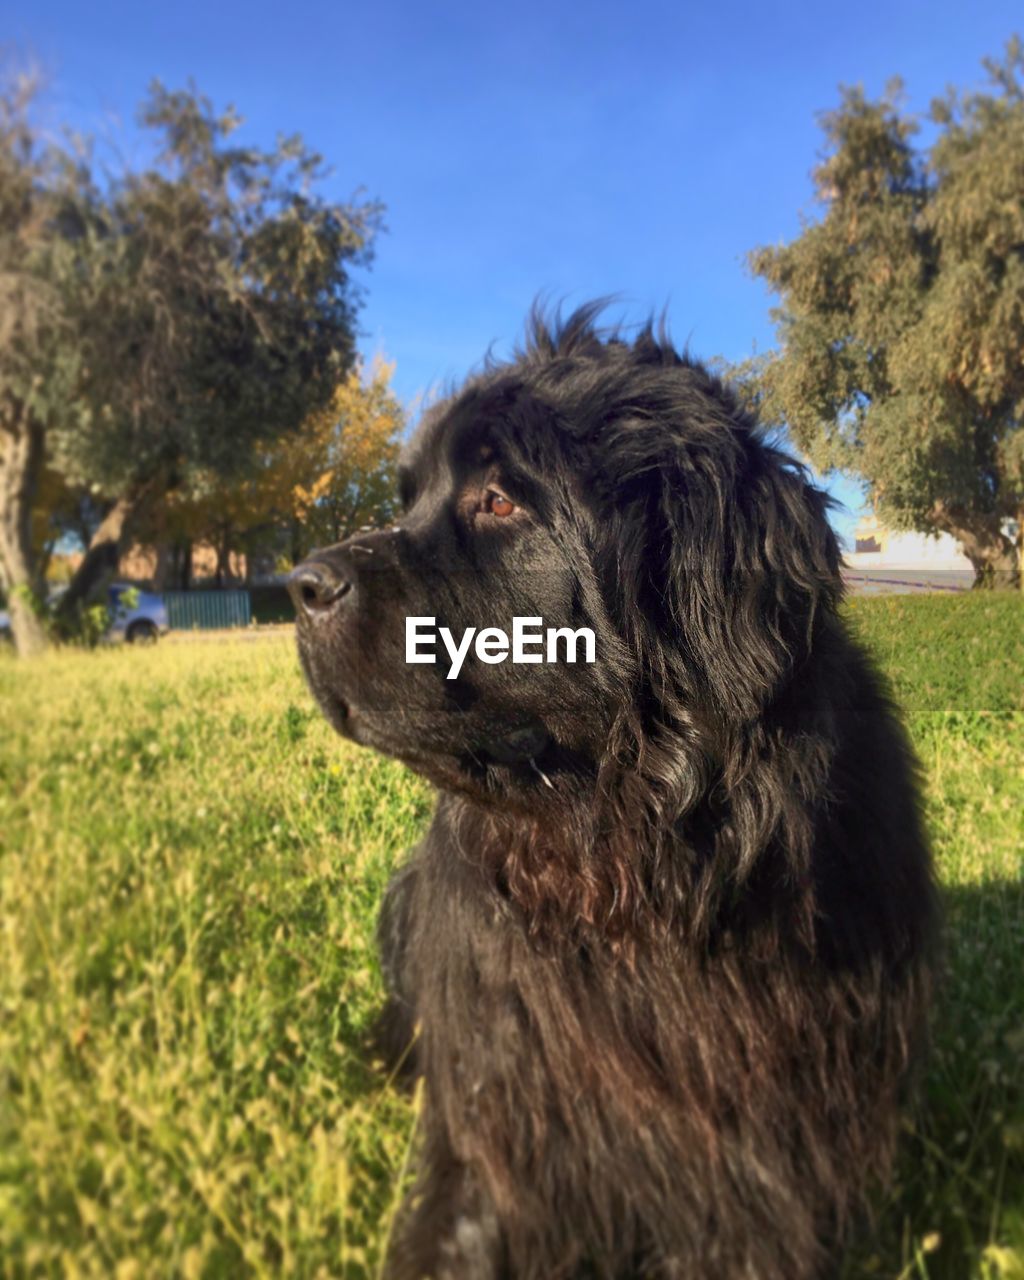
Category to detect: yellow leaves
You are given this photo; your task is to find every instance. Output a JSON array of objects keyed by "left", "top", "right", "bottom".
[
  {"left": 253, "top": 356, "right": 402, "bottom": 534},
  {"left": 167, "top": 355, "right": 404, "bottom": 546},
  {"left": 274, "top": 357, "right": 403, "bottom": 546},
  {"left": 293, "top": 471, "right": 334, "bottom": 518}
]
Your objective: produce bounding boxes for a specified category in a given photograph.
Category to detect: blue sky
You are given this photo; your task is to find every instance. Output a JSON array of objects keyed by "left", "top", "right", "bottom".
[{"left": 8, "top": 0, "right": 1021, "bottom": 543}]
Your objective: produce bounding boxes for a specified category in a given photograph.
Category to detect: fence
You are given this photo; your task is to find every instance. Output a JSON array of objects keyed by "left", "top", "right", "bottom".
[{"left": 164, "top": 590, "right": 252, "bottom": 631}]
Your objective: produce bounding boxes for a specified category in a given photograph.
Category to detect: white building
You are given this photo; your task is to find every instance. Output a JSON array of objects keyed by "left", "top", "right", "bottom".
[{"left": 844, "top": 513, "right": 973, "bottom": 572}]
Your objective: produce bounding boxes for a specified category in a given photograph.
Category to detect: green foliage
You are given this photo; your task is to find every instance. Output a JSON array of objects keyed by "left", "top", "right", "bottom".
[
  {"left": 9, "top": 579, "right": 139, "bottom": 650},
  {"left": 58, "top": 599, "right": 115, "bottom": 649},
  {"left": 2, "top": 580, "right": 112, "bottom": 650},
  {"left": 54, "top": 81, "right": 384, "bottom": 501},
  {"left": 163, "top": 357, "right": 406, "bottom": 572},
  {"left": 744, "top": 39, "right": 1024, "bottom": 581},
  {"left": 0, "top": 67, "right": 383, "bottom": 652},
  {"left": 50, "top": 587, "right": 141, "bottom": 649},
  {"left": 0, "top": 69, "right": 86, "bottom": 441},
  {"left": 0, "top": 596, "right": 1021, "bottom": 1277}
]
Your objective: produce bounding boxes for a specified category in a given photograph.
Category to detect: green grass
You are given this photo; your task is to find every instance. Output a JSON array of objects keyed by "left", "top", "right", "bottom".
[{"left": 1, "top": 595, "right": 1022, "bottom": 1279}]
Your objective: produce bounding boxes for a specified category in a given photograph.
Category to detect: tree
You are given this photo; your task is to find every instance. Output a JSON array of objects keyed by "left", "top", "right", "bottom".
[
  {"left": 0, "top": 72, "right": 383, "bottom": 653},
  {"left": 285, "top": 356, "right": 404, "bottom": 555},
  {"left": 0, "top": 70, "right": 85, "bottom": 653},
  {"left": 165, "top": 356, "right": 404, "bottom": 574},
  {"left": 745, "top": 38, "right": 1024, "bottom": 587}
]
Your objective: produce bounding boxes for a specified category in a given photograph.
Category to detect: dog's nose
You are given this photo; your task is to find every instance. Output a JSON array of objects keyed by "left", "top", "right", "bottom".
[{"left": 288, "top": 559, "right": 353, "bottom": 617}]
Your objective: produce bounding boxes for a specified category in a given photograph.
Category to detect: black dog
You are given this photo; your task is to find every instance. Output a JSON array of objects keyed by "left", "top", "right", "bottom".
[{"left": 290, "top": 303, "right": 935, "bottom": 1279}]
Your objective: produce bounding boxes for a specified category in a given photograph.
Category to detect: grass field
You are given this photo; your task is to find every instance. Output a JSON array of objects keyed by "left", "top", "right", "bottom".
[{"left": 1, "top": 594, "right": 1022, "bottom": 1279}]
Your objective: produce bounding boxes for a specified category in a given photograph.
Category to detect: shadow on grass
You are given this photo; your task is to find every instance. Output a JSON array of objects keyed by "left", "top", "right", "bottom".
[{"left": 840, "top": 876, "right": 1024, "bottom": 1278}]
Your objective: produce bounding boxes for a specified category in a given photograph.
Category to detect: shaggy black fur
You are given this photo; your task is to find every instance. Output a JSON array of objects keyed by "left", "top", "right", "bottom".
[{"left": 290, "top": 303, "right": 936, "bottom": 1279}]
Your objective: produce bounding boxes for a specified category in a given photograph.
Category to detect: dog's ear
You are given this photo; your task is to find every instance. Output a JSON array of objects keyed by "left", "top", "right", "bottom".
[
  {"left": 608, "top": 426, "right": 842, "bottom": 726},
  {"left": 671, "top": 434, "right": 842, "bottom": 723}
]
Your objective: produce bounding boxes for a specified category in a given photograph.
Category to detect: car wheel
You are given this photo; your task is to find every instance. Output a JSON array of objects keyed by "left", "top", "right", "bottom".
[{"left": 126, "top": 620, "right": 159, "bottom": 645}]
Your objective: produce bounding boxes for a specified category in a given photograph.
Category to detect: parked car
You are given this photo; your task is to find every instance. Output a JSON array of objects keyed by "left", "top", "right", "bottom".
[{"left": 107, "top": 583, "right": 170, "bottom": 643}]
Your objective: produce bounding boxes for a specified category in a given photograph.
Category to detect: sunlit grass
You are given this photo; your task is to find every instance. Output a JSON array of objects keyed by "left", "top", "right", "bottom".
[
  {"left": 1, "top": 597, "right": 1022, "bottom": 1278},
  {"left": 0, "top": 639, "right": 426, "bottom": 1278}
]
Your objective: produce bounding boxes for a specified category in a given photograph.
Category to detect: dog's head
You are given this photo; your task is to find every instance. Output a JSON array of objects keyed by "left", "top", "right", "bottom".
[{"left": 292, "top": 303, "right": 842, "bottom": 810}]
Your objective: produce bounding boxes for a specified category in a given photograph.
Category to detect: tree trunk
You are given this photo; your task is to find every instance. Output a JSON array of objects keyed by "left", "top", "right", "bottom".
[
  {"left": 930, "top": 501, "right": 1020, "bottom": 590},
  {"left": 152, "top": 542, "right": 171, "bottom": 592},
  {"left": 148, "top": 500, "right": 170, "bottom": 591},
  {"left": 214, "top": 527, "right": 233, "bottom": 589},
  {"left": 0, "top": 400, "right": 48, "bottom": 656},
  {"left": 179, "top": 539, "right": 193, "bottom": 591},
  {"left": 56, "top": 484, "right": 155, "bottom": 623}
]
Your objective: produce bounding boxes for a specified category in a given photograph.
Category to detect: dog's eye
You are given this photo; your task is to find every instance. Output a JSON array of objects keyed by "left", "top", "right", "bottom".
[{"left": 481, "top": 489, "right": 516, "bottom": 518}]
